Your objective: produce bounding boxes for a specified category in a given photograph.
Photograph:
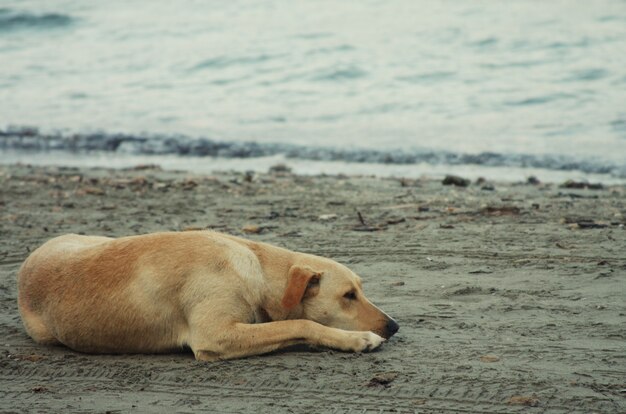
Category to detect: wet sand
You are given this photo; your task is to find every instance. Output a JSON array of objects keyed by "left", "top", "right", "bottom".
[{"left": 0, "top": 163, "right": 624, "bottom": 413}]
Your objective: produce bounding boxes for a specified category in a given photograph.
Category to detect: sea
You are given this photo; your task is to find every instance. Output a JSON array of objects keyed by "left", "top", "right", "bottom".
[{"left": 1, "top": 0, "right": 625, "bottom": 182}]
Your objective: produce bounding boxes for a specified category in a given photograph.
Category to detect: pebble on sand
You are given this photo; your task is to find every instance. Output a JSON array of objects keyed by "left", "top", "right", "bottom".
[
  {"left": 507, "top": 395, "right": 539, "bottom": 407},
  {"left": 242, "top": 225, "right": 263, "bottom": 234},
  {"left": 442, "top": 175, "right": 470, "bottom": 187}
]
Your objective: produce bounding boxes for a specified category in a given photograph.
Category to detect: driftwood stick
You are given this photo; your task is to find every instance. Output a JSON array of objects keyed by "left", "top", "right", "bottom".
[{"left": 357, "top": 211, "right": 366, "bottom": 226}]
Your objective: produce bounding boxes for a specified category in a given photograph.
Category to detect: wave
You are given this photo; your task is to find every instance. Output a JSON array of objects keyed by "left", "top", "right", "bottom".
[
  {"left": 313, "top": 66, "right": 368, "bottom": 82},
  {"left": 0, "top": 8, "right": 73, "bottom": 32},
  {"left": 1, "top": 126, "right": 624, "bottom": 177},
  {"left": 190, "top": 54, "right": 279, "bottom": 71}
]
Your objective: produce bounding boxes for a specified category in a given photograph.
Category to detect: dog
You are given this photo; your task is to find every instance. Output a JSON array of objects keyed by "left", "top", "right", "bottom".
[{"left": 17, "top": 231, "right": 399, "bottom": 360}]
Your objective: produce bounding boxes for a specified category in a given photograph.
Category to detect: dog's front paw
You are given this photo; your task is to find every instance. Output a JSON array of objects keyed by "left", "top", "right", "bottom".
[{"left": 347, "top": 331, "right": 386, "bottom": 352}]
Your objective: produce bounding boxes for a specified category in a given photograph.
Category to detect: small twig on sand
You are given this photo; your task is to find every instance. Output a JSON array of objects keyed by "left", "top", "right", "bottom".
[{"left": 357, "top": 211, "right": 366, "bottom": 226}]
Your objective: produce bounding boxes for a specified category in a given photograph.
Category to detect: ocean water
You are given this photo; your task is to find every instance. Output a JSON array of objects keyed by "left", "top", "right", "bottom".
[{"left": 1, "top": 1, "right": 625, "bottom": 180}]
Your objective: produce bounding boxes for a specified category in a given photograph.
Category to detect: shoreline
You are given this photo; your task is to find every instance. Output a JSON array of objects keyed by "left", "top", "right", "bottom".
[
  {"left": 2, "top": 148, "right": 626, "bottom": 185},
  {"left": 2, "top": 127, "right": 625, "bottom": 181},
  {"left": 1, "top": 163, "right": 624, "bottom": 413}
]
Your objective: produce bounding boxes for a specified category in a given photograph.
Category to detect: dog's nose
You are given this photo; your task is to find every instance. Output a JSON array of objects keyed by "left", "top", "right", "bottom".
[{"left": 385, "top": 319, "right": 399, "bottom": 338}]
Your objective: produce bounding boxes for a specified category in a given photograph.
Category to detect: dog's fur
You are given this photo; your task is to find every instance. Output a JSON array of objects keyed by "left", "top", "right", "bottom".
[{"left": 17, "top": 231, "right": 398, "bottom": 360}]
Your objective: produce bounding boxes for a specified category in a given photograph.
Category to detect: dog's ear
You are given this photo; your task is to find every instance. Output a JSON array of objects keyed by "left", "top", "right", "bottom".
[{"left": 281, "top": 265, "right": 321, "bottom": 310}]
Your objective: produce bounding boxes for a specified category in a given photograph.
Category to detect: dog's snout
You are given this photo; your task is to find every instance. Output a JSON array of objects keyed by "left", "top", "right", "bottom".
[{"left": 384, "top": 319, "right": 399, "bottom": 338}]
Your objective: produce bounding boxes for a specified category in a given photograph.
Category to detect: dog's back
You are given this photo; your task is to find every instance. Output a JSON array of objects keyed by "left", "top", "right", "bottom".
[{"left": 17, "top": 232, "right": 255, "bottom": 353}]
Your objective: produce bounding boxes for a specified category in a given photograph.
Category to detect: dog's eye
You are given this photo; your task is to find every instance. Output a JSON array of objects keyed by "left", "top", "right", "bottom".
[{"left": 343, "top": 291, "right": 357, "bottom": 300}]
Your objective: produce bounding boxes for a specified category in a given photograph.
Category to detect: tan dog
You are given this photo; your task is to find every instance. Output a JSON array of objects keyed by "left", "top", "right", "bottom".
[{"left": 18, "top": 231, "right": 398, "bottom": 360}]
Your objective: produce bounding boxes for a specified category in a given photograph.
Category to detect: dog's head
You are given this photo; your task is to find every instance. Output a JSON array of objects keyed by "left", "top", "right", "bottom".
[{"left": 281, "top": 261, "right": 399, "bottom": 339}]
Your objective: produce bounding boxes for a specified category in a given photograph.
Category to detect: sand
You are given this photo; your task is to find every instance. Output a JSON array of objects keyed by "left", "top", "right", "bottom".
[{"left": 0, "top": 163, "right": 624, "bottom": 413}]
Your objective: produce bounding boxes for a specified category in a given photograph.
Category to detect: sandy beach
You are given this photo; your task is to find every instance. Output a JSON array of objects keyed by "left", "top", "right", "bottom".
[{"left": 0, "top": 163, "right": 624, "bottom": 413}]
